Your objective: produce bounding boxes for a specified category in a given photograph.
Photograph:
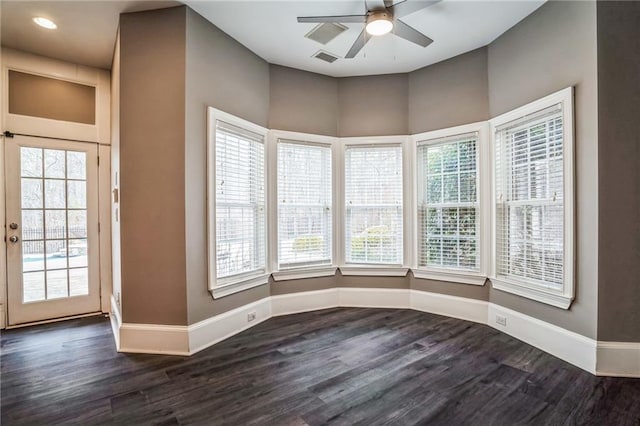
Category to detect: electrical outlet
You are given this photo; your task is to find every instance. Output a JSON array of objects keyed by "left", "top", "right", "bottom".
[
  {"left": 247, "top": 312, "right": 256, "bottom": 322},
  {"left": 496, "top": 314, "right": 507, "bottom": 326}
]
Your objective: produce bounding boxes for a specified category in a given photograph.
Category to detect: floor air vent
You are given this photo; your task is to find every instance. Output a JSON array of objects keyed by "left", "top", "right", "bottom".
[
  {"left": 313, "top": 50, "right": 339, "bottom": 63},
  {"left": 305, "top": 23, "right": 348, "bottom": 45}
]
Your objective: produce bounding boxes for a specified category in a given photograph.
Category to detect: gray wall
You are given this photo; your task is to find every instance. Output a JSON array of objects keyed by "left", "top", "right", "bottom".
[
  {"left": 116, "top": 3, "right": 613, "bottom": 341},
  {"left": 596, "top": 1, "right": 640, "bottom": 342},
  {"left": 487, "top": 1, "right": 598, "bottom": 338},
  {"left": 269, "top": 64, "right": 338, "bottom": 136},
  {"left": 119, "top": 7, "right": 188, "bottom": 325},
  {"left": 185, "top": 8, "right": 271, "bottom": 324},
  {"left": 338, "top": 74, "right": 408, "bottom": 137},
  {"left": 409, "top": 47, "right": 489, "bottom": 134}
]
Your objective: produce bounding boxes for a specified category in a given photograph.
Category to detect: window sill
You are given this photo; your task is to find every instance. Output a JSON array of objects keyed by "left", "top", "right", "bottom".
[
  {"left": 412, "top": 269, "right": 487, "bottom": 286},
  {"left": 210, "top": 273, "right": 269, "bottom": 299},
  {"left": 490, "top": 277, "right": 572, "bottom": 309},
  {"left": 272, "top": 267, "right": 337, "bottom": 281},
  {"left": 339, "top": 266, "right": 409, "bottom": 277}
]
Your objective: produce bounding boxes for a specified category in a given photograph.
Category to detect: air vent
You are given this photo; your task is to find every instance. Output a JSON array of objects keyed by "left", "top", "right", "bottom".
[
  {"left": 305, "top": 23, "right": 348, "bottom": 45},
  {"left": 313, "top": 50, "right": 339, "bottom": 63}
]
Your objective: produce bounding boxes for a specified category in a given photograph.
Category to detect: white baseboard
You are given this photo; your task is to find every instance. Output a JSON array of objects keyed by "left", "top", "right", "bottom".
[
  {"left": 109, "top": 295, "right": 121, "bottom": 350},
  {"left": 271, "top": 288, "right": 338, "bottom": 316},
  {"left": 188, "top": 298, "right": 272, "bottom": 354},
  {"left": 0, "top": 304, "right": 5, "bottom": 329},
  {"left": 108, "top": 289, "right": 638, "bottom": 377},
  {"left": 119, "top": 323, "right": 189, "bottom": 356},
  {"left": 339, "top": 287, "right": 410, "bottom": 308},
  {"left": 410, "top": 290, "right": 488, "bottom": 324},
  {"left": 596, "top": 341, "right": 640, "bottom": 378},
  {"left": 488, "top": 304, "right": 597, "bottom": 373}
]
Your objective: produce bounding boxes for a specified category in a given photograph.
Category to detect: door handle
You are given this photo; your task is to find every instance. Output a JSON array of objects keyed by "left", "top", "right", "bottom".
[{"left": 9, "top": 235, "right": 19, "bottom": 243}]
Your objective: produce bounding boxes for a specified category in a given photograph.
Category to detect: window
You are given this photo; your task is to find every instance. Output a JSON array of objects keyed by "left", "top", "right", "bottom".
[
  {"left": 344, "top": 145, "right": 403, "bottom": 265},
  {"left": 277, "top": 140, "right": 332, "bottom": 269},
  {"left": 491, "top": 87, "right": 574, "bottom": 308},
  {"left": 208, "top": 109, "right": 267, "bottom": 296},
  {"left": 417, "top": 133, "right": 479, "bottom": 271}
]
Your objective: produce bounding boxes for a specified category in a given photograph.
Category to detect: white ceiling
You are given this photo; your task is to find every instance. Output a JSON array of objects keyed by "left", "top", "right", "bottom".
[
  {"left": 1, "top": 0, "right": 544, "bottom": 76},
  {"left": 186, "top": 0, "right": 545, "bottom": 77},
  {"left": 0, "top": 1, "right": 178, "bottom": 70}
]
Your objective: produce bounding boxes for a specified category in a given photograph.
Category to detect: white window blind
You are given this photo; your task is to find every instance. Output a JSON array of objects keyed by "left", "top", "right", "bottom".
[
  {"left": 277, "top": 140, "right": 332, "bottom": 269},
  {"left": 417, "top": 133, "right": 479, "bottom": 270},
  {"left": 345, "top": 145, "right": 403, "bottom": 265},
  {"left": 214, "top": 120, "right": 266, "bottom": 281},
  {"left": 495, "top": 104, "right": 564, "bottom": 290}
]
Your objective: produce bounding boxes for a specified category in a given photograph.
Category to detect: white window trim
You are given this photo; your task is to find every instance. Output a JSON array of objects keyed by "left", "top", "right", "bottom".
[
  {"left": 340, "top": 266, "right": 410, "bottom": 277},
  {"left": 338, "top": 135, "right": 411, "bottom": 274},
  {"left": 268, "top": 130, "right": 339, "bottom": 281},
  {"left": 207, "top": 107, "right": 270, "bottom": 299},
  {"left": 489, "top": 87, "right": 575, "bottom": 309},
  {"left": 410, "top": 121, "right": 490, "bottom": 286},
  {"left": 272, "top": 266, "right": 338, "bottom": 281}
]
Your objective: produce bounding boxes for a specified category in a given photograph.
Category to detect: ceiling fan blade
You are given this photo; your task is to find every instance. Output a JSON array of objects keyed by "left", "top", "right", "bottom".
[
  {"left": 297, "top": 15, "right": 367, "bottom": 24},
  {"left": 389, "top": 0, "right": 441, "bottom": 19},
  {"left": 345, "top": 28, "right": 372, "bottom": 58},
  {"left": 393, "top": 19, "right": 433, "bottom": 47}
]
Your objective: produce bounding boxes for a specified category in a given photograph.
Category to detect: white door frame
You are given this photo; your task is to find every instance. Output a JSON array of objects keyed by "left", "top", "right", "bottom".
[
  {"left": 1, "top": 48, "right": 112, "bottom": 328},
  {"left": 5, "top": 136, "right": 101, "bottom": 325}
]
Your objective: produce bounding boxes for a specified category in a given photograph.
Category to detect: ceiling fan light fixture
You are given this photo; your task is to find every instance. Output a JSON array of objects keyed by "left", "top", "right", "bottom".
[{"left": 365, "top": 11, "right": 393, "bottom": 36}]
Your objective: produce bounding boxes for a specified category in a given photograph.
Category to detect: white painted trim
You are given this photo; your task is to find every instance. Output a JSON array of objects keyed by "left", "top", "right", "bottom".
[
  {"left": 339, "top": 266, "right": 409, "bottom": 276},
  {"left": 490, "top": 277, "right": 572, "bottom": 309},
  {"left": 210, "top": 273, "right": 269, "bottom": 299},
  {"left": 109, "top": 295, "right": 121, "bottom": 350},
  {"left": 206, "top": 107, "right": 269, "bottom": 298},
  {"left": 272, "top": 267, "right": 337, "bottom": 281},
  {"left": 411, "top": 121, "right": 490, "bottom": 278},
  {"left": 0, "top": 304, "right": 5, "bottom": 329},
  {"left": 271, "top": 288, "right": 338, "bottom": 316},
  {"left": 189, "top": 297, "right": 272, "bottom": 354},
  {"left": 410, "top": 290, "right": 488, "bottom": 324},
  {"left": 108, "top": 287, "right": 638, "bottom": 377},
  {"left": 489, "top": 87, "right": 575, "bottom": 309},
  {"left": 268, "top": 130, "right": 338, "bottom": 272},
  {"left": 2, "top": 48, "right": 110, "bottom": 144},
  {"left": 488, "top": 303, "right": 596, "bottom": 373},
  {"left": 119, "top": 322, "right": 189, "bottom": 356},
  {"left": 98, "top": 145, "right": 112, "bottom": 314},
  {"left": 412, "top": 269, "right": 487, "bottom": 286},
  {"left": 596, "top": 342, "right": 640, "bottom": 378},
  {"left": 339, "top": 287, "right": 410, "bottom": 308},
  {"left": 0, "top": 134, "right": 6, "bottom": 329}
]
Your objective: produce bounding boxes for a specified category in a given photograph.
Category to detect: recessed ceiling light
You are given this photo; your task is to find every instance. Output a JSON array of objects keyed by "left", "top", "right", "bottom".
[{"left": 33, "top": 17, "right": 57, "bottom": 30}]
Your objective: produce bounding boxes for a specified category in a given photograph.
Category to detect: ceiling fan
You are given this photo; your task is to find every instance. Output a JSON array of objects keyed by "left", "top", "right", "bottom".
[{"left": 297, "top": 0, "right": 440, "bottom": 59}]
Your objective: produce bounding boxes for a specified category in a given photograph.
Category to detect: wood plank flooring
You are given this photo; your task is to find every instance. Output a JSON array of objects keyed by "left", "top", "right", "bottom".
[{"left": 1, "top": 308, "right": 639, "bottom": 425}]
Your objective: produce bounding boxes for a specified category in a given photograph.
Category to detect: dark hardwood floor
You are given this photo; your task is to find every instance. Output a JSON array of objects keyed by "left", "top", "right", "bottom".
[{"left": 1, "top": 308, "right": 639, "bottom": 425}]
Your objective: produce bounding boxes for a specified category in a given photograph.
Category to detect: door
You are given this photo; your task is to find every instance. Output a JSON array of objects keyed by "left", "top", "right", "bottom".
[{"left": 5, "top": 136, "right": 100, "bottom": 325}]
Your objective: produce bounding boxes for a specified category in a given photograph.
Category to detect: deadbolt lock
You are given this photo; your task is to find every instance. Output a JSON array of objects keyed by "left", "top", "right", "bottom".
[{"left": 9, "top": 223, "right": 18, "bottom": 230}]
